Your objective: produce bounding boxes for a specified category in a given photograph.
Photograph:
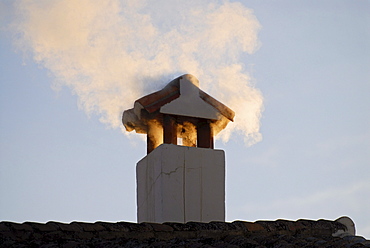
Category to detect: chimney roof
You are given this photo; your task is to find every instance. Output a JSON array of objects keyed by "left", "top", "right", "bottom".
[
  {"left": 135, "top": 74, "right": 234, "bottom": 121},
  {"left": 123, "top": 74, "right": 235, "bottom": 136}
]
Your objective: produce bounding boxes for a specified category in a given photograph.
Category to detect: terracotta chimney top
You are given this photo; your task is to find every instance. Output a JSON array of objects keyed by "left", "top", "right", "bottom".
[{"left": 122, "top": 74, "right": 234, "bottom": 153}]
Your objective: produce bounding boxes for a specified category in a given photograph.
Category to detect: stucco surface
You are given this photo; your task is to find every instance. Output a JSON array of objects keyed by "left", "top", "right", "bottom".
[{"left": 137, "top": 144, "right": 225, "bottom": 223}]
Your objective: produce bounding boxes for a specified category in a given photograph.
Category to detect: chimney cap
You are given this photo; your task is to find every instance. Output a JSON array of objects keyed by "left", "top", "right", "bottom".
[
  {"left": 135, "top": 74, "right": 234, "bottom": 121},
  {"left": 122, "top": 74, "right": 235, "bottom": 136}
]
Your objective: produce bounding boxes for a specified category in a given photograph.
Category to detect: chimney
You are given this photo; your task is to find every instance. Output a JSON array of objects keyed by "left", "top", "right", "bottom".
[{"left": 123, "top": 74, "right": 234, "bottom": 223}]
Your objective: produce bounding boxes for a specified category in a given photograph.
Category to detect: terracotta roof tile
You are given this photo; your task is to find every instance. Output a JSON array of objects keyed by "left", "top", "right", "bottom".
[{"left": 1, "top": 218, "right": 368, "bottom": 247}]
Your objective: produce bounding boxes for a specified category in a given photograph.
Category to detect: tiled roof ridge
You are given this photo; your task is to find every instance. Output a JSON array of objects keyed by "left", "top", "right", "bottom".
[{"left": 1, "top": 218, "right": 369, "bottom": 247}]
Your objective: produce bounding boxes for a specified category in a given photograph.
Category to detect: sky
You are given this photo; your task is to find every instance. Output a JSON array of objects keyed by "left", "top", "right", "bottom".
[{"left": 1, "top": 0, "right": 369, "bottom": 239}]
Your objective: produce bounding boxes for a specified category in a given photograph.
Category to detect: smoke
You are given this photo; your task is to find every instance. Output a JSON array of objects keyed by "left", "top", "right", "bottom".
[{"left": 10, "top": 0, "right": 263, "bottom": 146}]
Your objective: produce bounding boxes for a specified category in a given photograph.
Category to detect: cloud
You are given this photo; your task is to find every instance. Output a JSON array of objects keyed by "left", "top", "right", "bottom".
[{"left": 10, "top": 0, "right": 263, "bottom": 145}]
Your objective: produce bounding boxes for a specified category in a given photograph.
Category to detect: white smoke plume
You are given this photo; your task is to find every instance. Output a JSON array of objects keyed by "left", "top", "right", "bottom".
[{"left": 10, "top": 0, "right": 263, "bottom": 146}]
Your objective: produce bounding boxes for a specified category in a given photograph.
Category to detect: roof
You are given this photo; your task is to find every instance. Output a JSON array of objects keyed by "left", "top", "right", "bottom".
[
  {"left": 122, "top": 74, "right": 235, "bottom": 135},
  {"left": 135, "top": 74, "right": 234, "bottom": 121},
  {"left": 1, "top": 217, "right": 369, "bottom": 247}
]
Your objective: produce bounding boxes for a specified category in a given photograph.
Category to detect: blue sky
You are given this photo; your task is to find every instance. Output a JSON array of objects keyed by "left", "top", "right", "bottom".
[{"left": 1, "top": 0, "right": 369, "bottom": 238}]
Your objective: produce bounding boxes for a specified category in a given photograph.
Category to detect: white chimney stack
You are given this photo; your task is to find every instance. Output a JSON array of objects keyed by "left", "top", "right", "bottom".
[{"left": 122, "top": 74, "right": 234, "bottom": 223}]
